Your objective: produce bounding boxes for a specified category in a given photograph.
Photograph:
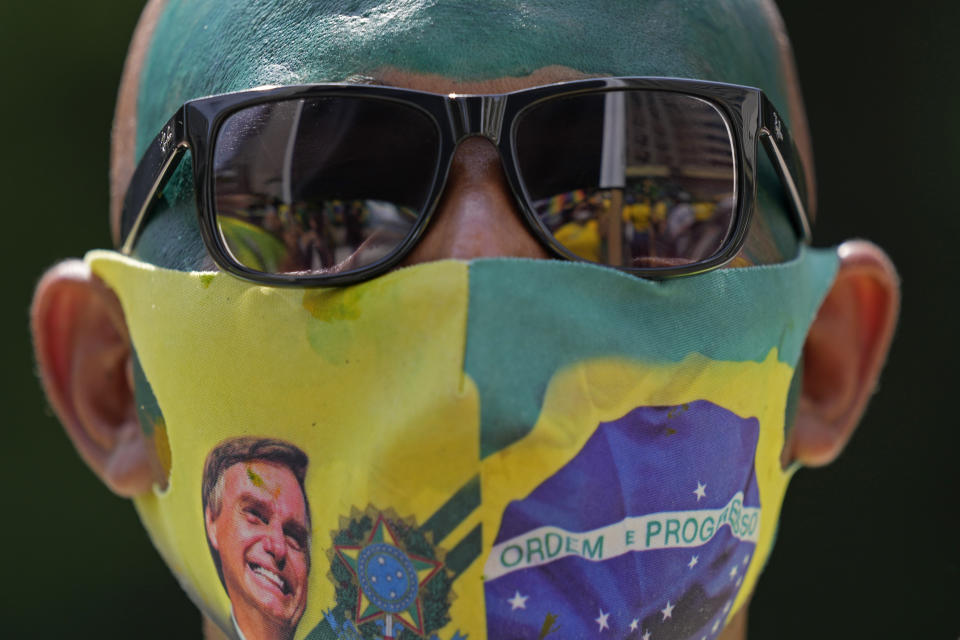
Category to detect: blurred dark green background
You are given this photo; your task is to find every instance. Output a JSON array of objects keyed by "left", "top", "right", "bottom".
[{"left": 1, "top": 2, "right": 956, "bottom": 638}]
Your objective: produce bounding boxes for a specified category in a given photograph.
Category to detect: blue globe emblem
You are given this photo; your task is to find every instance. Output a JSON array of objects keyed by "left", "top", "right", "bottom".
[{"left": 357, "top": 543, "right": 418, "bottom": 613}]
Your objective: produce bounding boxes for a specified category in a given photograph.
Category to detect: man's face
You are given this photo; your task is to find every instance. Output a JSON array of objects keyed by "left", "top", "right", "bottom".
[
  {"left": 206, "top": 461, "right": 309, "bottom": 631},
  {"left": 17, "top": 4, "right": 898, "bottom": 639}
]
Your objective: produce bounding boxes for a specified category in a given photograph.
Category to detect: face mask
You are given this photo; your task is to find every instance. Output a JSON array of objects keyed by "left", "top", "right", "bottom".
[{"left": 87, "top": 247, "right": 837, "bottom": 640}]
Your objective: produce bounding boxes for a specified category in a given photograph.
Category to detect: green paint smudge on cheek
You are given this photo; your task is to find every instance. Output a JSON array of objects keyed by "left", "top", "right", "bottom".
[
  {"left": 302, "top": 287, "right": 366, "bottom": 322},
  {"left": 199, "top": 273, "right": 215, "bottom": 288},
  {"left": 303, "top": 288, "right": 363, "bottom": 362},
  {"left": 301, "top": 285, "right": 376, "bottom": 357},
  {"left": 132, "top": 347, "right": 163, "bottom": 437},
  {"left": 300, "top": 279, "right": 394, "bottom": 364},
  {"left": 305, "top": 319, "right": 354, "bottom": 365}
]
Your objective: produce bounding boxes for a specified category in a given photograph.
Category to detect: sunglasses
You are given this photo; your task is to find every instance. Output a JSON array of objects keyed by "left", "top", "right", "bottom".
[{"left": 119, "top": 77, "right": 811, "bottom": 285}]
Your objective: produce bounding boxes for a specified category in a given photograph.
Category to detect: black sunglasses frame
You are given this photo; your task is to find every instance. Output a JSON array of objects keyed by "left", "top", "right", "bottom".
[{"left": 119, "top": 77, "right": 812, "bottom": 286}]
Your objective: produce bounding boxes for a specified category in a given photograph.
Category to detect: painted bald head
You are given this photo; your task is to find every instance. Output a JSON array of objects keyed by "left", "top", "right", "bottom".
[{"left": 112, "top": 0, "right": 812, "bottom": 268}]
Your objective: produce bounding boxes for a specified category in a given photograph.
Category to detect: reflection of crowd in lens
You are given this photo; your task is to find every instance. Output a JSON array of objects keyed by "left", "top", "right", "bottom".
[
  {"left": 217, "top": 199, "right": 417, "bottom": 274},
  {"left": 538, "top": 178, "right": 734, "bottom": 268},
  {"left": 266, "top": 201, "right": 369, "bottom": 272},
  {"left": 221, "top": 177, "right": 733, "bottom": 274}
]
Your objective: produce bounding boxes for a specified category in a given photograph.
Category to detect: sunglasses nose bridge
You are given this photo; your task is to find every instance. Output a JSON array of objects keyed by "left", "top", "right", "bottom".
[{"left": 447, "top": 95, "right": 508, "bottom": 146}]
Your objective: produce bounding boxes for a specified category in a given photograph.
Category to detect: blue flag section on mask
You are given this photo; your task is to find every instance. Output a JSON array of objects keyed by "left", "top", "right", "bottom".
[{"left": 484, "top": 400, "right": 761, "bottom": 639}]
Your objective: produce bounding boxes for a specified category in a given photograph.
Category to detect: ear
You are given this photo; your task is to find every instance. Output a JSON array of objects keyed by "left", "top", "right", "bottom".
[
  {"left": 31, "top": 259, "right": 162, "bottom": 496},
  {"left": 783, "top": 240, "right": 900, "bottom": 466}
]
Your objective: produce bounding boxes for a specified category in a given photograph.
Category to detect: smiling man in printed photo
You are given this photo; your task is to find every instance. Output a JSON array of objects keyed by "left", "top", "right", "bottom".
[{"left": 202, "top": 438, "right": 311, "bottom": 640}]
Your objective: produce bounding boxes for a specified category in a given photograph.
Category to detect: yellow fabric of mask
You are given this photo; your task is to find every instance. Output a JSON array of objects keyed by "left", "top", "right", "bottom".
[{"left": 86, "top": 247, "right": 837, "bottom": 640}]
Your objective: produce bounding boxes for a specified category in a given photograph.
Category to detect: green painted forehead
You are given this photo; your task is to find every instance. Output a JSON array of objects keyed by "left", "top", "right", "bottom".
[{"left": 137, "top": 0, "right": 790, "bottom": 155}]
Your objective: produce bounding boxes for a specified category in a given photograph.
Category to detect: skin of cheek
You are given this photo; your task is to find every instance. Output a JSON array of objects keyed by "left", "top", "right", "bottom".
[{"left": 132, "top": 0, "right": 799, "bottom": 268}]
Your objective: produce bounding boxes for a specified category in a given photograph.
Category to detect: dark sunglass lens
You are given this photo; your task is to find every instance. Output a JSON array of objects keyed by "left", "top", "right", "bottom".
[
  {"left": 213, "top": 96, "right": 440, "bottom": 276},
  {"left": 515, "top": 90, "right": 737, "bottom": 269}
]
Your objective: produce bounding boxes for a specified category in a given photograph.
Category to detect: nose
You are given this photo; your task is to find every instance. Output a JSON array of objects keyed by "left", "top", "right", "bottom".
[
  {"left": 262, "top": 522, "right": 287, "bottom": 569},
  {"left": 402, "top": 136, "right": 549, "bottom": 264}
]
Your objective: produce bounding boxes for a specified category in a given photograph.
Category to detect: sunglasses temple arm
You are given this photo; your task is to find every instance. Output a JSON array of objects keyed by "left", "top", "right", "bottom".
[
  {"left": 118, "top": 109, "right": 188, "bottom": 254},
  {"left": 759, "top": 97, "right": 813, "bottom": 244}
]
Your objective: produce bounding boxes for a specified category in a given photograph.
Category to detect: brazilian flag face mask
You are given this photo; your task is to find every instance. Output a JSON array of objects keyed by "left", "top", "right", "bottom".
[{"left": 87, "top": 247, "right": 837, "bottom": 640}]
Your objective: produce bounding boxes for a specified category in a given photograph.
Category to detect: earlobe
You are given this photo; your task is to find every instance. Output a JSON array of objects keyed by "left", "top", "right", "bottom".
[
  {"left": 31, "top": 260, "right": 162, "bottom": 496},
  {"left": 784, "top": 240, "right": 900, "bottom": 467}
]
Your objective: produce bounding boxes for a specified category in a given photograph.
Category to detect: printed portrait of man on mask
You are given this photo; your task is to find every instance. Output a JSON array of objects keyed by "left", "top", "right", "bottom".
[
  {"left": 29, "top": 1, "right": 901, "bottom": 639},
  {"left": 202, "top": 438, "right": 311, "bottom": 640}
]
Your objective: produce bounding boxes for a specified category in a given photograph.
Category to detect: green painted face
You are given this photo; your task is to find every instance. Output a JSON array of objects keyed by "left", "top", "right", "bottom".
[{"left": 134, "top": 0, "right": 799, "bottom": 267}]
